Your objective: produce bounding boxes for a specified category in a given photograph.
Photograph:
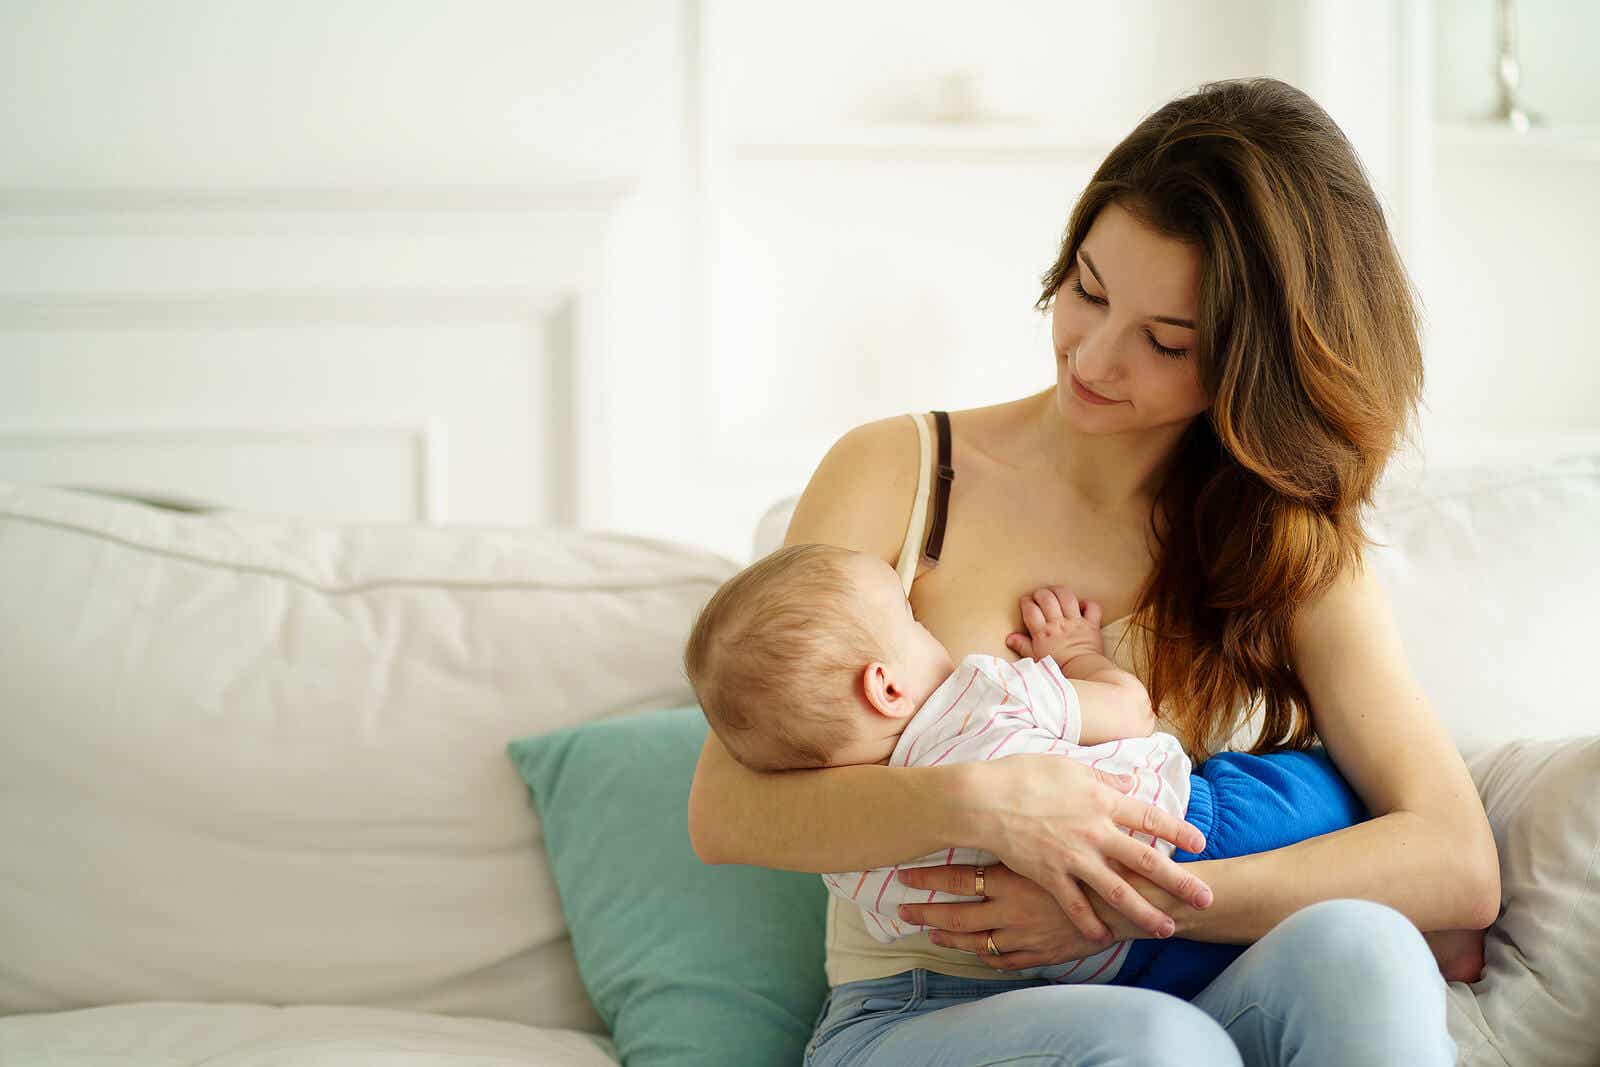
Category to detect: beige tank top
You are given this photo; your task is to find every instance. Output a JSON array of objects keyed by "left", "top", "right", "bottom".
[{"left": 824, "top": 411, "right": 1153, "bottom": 987}]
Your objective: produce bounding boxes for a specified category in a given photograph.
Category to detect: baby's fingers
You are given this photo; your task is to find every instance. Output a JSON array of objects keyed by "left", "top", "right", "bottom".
[
  {"left": 1005, "top": 632, "right": 1035, "bottom": 658},
  {"left": 1081, "top": 600, "right": 1103, "bottom": 627},
  {"left": 1048, "top": 587, "right": 1082, "bottom": 619},
  {"left": 1031, "top": 588, "right": 1067, "bottom": 621},
  {"left": 1020, "top": 596, "right": 1047, "bottom": 632}
]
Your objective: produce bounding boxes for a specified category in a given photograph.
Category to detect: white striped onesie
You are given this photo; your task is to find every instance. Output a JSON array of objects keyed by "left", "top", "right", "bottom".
[{"left": 820, "top": 652, "right": 1192, "bottom": 984}]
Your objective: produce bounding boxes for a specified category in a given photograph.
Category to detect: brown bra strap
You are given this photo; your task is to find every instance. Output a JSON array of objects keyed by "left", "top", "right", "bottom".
[{"left": 923, "top": 410, "right": 953, "bottom": 565}]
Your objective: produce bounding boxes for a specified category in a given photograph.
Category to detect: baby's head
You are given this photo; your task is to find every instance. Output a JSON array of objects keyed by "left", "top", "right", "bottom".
[{"left": 683, "top": 544, "right": 954, "bottom": 772}]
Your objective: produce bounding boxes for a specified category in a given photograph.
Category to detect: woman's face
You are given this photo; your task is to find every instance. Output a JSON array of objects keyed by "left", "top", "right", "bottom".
[{"left": 1050, "top": 200, "right": 1209, "bottom": 434}]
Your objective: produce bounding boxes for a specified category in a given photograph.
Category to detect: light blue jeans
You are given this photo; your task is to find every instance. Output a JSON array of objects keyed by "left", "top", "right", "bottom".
[{"left": 805, "top": 899, "right": 1455, "bottom": 1066}]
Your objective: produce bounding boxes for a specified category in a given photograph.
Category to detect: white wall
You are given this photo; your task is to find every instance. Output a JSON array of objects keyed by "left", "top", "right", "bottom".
[
  {"left": 3, "top": 1, "right": 1595, "bottom": 561},
  {"left": 0, "top": 0, "right": 683, "bottom": 527}
]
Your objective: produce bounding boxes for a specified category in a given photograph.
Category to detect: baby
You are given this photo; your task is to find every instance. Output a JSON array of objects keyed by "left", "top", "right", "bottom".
[{"left": 685, "top": 543, "right": 1486, "bottom": 991}]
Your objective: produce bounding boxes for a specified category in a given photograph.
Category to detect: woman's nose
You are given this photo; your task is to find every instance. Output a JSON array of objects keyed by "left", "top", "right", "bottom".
[{"left": 1073, "top": 337, "right": 1123, "bottom": 384}]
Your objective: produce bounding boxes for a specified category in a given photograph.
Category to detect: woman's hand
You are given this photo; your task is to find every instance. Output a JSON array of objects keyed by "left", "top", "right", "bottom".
[
  {"left": 896, "top": 862, "right": 1140, "bottom": 971},
  {"left": 951, "top": 753, "right": 1213, "bottom": 942}
]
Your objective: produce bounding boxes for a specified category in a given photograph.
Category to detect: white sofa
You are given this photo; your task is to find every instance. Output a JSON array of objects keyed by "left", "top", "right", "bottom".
[{"left": 1, "top": 454, "right": 1597, "bottom": 1067}]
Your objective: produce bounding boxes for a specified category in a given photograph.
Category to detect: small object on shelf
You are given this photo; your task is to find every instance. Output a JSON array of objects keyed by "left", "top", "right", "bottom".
[
  {"left": 1482, "top": 0, "right": 1541, "bottom": 133},
  {"left": 930, "top": 70, "right": 985, "bottom": 125}
]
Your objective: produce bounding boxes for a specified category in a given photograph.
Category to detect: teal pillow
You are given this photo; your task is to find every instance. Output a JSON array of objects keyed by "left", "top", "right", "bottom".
[{"left": 507, "top": 705, "right": 829, "bottom": 1066}]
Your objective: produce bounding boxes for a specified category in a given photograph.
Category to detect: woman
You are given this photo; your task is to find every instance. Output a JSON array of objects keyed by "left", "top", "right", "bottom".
[{"left": 688, "top": 78, "right": 1497, "bottom": 1066}]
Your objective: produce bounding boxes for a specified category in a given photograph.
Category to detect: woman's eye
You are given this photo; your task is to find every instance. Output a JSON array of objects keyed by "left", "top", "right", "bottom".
[
  {"left": 1147, "top": 334, "right": 1188, "bottom": 360},
  {"left": 1071, "top": 275, "right": 1187, "bottom": 359},
  {"left": 1069, "top": 278, "right": 1106, "bottom": 306}
]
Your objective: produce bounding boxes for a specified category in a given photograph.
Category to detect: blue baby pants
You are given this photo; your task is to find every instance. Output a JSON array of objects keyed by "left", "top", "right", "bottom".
[{"left": 1114, "top": 746, "right": 1369, "bottom": 999}]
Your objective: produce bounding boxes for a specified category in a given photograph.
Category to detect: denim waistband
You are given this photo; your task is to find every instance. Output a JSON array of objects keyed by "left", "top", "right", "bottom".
[{"left": 833, "top": 966, "right": 1052, "bottom": 1001}]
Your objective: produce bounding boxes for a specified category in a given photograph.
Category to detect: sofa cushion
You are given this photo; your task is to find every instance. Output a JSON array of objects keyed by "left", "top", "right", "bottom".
[
  {"left": 0, "top": 1002, "right": 620, "bottom": 1065},
  {"left": 0, "top": 482, "right": 738, "bottom": 1027},
  {"left": 1446, "top": 736, "right": 1600, "bottom": 1067},
  {"left": 507, "top": 705, "right": 829, "bottom": 1067}
]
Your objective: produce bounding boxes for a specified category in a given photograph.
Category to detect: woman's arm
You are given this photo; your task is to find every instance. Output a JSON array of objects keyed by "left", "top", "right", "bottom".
[
  {"left": 689, "top": 729, "right": 981, "bottom": 871},
  {"left": 1089, "top": 560, "right": 1502, "bottom": 944},
  {"left": 688, "top": 416, "right": 942, "bottom": 870}
]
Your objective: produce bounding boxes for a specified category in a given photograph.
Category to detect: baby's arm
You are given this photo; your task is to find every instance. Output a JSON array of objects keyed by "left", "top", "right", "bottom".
[{"left": 1006, "top": 586, "right": 1155, "bottom": 746}]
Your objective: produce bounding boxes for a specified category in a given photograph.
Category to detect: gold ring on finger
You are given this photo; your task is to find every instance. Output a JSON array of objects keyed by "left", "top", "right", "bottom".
[
  {"left": 985, "top": 933, "right": 1000, "bottom": 957},
  {"left": 973, "top": 867, "right": 985, "bottom": 897}
]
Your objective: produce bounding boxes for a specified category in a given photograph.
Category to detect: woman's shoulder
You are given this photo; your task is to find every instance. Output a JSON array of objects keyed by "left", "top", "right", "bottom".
[
  {"left": 781, "top": 414, "right": 923, "bottom": 561},
  {"left": 781, "top": 393, "right": 1047, "bottom": 557},
  {"left": 944, "top": 388, "right": 1054, "bottom": 467}
]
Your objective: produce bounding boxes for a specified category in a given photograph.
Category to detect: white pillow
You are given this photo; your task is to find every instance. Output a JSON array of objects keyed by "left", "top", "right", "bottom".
[
  {"left": 1447, "top": 736, "right": 1600, "bottom": 1067},
  {"left": 1363, "top": 454, "right": 1600, "bottom": 756}
]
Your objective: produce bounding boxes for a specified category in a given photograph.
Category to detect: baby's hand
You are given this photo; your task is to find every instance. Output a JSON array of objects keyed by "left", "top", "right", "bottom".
[{"left": 1005, "top": 587, "right": 1105, "bottom": 666}]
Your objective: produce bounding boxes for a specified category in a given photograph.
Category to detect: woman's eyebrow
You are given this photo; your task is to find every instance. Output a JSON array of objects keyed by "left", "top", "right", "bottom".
[{"left": 1078, "top": 249, "right": 1196, "bottom": 330}]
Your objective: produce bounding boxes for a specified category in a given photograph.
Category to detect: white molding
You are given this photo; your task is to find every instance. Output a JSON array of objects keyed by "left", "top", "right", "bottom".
[
  {"left": 0, "top": 183, "right": 634, "bottom": 243},
  {"left": 417, "top": 417, "right": 449, "bottom": 524},
  {"left": 0, "top": 288, "right": 553, "bottom": 328},
  {"left": 1397, "top": 0, "right": 1435, "bottom": 353},
  {"left": 1433, "top": 121, "right": 1600, "bottom": 164},
  {"left": 0, "top": 419, "right": 450, "bottom": 523},
  {"left": 682, "top": 0, "right": 716, "bottom": 488},
  {"left": 731, "top": 124, "right": 1116, "bottom": 162},
  {"left": 0, "top": 182, "right": 633, "bottom": 216}
]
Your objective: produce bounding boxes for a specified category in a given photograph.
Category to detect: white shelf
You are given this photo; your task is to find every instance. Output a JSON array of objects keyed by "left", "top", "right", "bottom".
[
  {"left": 1433, "top": 121, "right": 1600, "bottom": 164},
  {"left": 731, "top": 123, "right": 1118, "bottom": 163}
]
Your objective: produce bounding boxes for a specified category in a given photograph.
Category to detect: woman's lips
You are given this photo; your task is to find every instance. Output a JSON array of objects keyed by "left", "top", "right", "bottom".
[{"left": 1070, "top": 372, "right": 1122, "bottom": 405}]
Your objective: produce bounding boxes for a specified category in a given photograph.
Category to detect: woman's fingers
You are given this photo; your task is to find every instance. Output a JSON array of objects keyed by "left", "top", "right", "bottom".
[
  {"left": 895, "top": 898, "right": 997, "bottom": 935},
  {"left": 1080, "top": 860, "right": 1177, "bottom": 938},
  {"left": 897, "top": 861, "right": 1116, "bottom": 956},
  {"left": 1043, "top": 871, "right": 1113, "bottom": 943},
  {"left": 1111, "top": 792, "right": 1207, "bottom": 855},
  {"left": 896, "top": 863, "right": 979, "bottom": 895},
  {"left": 1105, "top": 831, "right": 1214, "bottom": 911}
]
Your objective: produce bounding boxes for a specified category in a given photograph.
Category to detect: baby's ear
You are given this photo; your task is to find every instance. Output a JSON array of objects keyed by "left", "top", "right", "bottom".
[{"left": 859, "top": 661, "right": 895, "bottom": 715}]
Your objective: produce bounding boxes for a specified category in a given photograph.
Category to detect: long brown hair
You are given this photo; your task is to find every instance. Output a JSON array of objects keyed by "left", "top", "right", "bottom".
[{"left": 1036, "top": 78, "right": 1424, "bottom": 760}]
